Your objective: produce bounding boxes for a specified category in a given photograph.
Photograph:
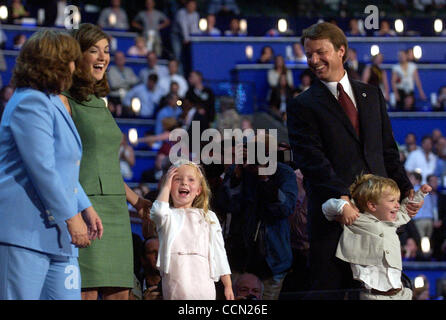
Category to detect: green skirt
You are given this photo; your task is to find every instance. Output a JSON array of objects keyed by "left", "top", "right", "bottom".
[{"left": 78, "top": 194, "right": 133, "bottom": 289}]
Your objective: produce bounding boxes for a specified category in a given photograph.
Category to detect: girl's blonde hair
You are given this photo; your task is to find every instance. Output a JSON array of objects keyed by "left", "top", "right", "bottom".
[
  {"left": 165, "top": 159, "right": 213, "bottom": 223},
  {"left": 349, "top": 174, "right": 400, "bottom": 212}
]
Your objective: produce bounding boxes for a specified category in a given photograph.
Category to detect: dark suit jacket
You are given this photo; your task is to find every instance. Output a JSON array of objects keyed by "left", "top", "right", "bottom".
[{"left": 287, "top": 77, "right": 412, "bottom": 242}]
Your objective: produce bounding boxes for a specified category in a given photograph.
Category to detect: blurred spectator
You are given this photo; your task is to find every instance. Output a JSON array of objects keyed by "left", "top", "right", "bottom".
[
  {"left": 108, "top": 51, "right": 140, "bottom": 109},
  {"left": 158, "top": 59, "right": 189, "bottom": 97},
  {"left": 267, "top": 55, "right": 293, "bottom": 88},
  {"left": 282, "top": 169, "right": 310, "bottom": 295},
  {"left": 119, "top": 134, "right": 135, "bottom": 180},
  {"left": 287, "top": 43, "right": 307, "bottom": 63},
  {"left": 434, "top": 141, "right": 446, "bottom": 188},
  {"left": 12, "top": 33, "right": 26, "bottom": 50},
  {"left": 154, "top": 93, "right": 182, "bottom": 135},
  {"left": 434, "top": 86, "right": 446, "bottom": 111},
  {"left": 433, "top": 136, "right": 446, "bottom": 160},
  {"left": 97, "top": 0, "right": 129, "bottom": 30},
  {"left": 400, "top": 132, "right": 419, "bottom": 159},
  {"left": 179, "top": 97, "right": 210, "bottom": 141},
  {"left": 362, "top": 53, "right": 390, "bottom": 102},
  {"left": 298, "top": 69, "right": 313, "bottom": 92},
  {"left": 224, "top": 17, "right": 247, "bottom": 36},
  {"left": 406, "top": 47, "right": 416, "bottom": 63},
  {"left": 346, "top": 18, "right": 365, "bottom": 36},
  {"left": 412, "top": 275, "right": 430, "bottom": 300},
  {"left": 0, "top": 85, "right": 13, "bottom": 121},
  {"left": 123, "top": 73, "right": 162, "bottom": 118},
  {"left": 220, "top": 135, "right": 298, "bottom": 300},
  {"left": 216, "top": 96, "right": 240, "bottom": 135},
  {"left": 185, "top": 70, "right": 216, "bottom": 125},
  {"left": 391, "top": 50, "right": 426, "bottom": 109},
  {"left": 268, "top": 73, "right": 293, "bottom": 123},
  {"left": 139, "top": 51, "right": 169, "bottom": 86},
  {"left": 141, "top": 152, "right": 167, "bottom": 184},
  {"left": 127, "top": 36, "right": 149, "bottom": 57},
  {"left": 432, "top": 129, "right": 444, "bottom": 145},
  {"left": 257, "top": 45, "right": 274, "bottom": 64},
  {"left": 401, "top": 94, "right": 416, "bottom": 111},
  {"left": 412, "top": 174, "right": 440, "bottom": 240},
  {"left": 233, "top": 273, "right": 263, "bottom": 300},
  {"left": 201, "top": 14, "right": 221, "bottom": 36},
  {"left": 170, "top": 0, "right": 200, "bottom": 72},
  {"left": 405, "top": 135, "right": 438, "bottom": 184},
  {"left": 374, "top": 20, "right": 397, "bottom": 36},
  {"left": 132, "top": 0, "right": 170, "bottom": 58},
  {"left": 8, "top": 0, "right": 29, "bottom": 23},
  {"left": 208, "top": 0, "right": 240, "bottom": 17},
  {"left": 129, "top": 233, "right": 144, "bottom": 300},
  {"left": 159, "top": 80, "right": 180, "bottom": 108},
  {"left": 344, "top": 48, "right": 365, "bottom": 81},
  {"left": 141, "top": 237, "right": 162, "bottom": 300}
]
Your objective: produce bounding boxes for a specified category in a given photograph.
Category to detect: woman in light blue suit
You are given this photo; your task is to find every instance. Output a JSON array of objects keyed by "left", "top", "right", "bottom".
[{"left": 0, "top": 30, "right": 103, "bottom": 300}]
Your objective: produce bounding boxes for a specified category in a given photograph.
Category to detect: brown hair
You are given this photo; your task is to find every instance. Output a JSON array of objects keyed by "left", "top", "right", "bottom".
[
  {"left": 11, "top": 30, "right": 81, "bottom": 94},
  {"left": 300, "top": 22, "right": 349, "bottom": 63},
  {"left": 69, "top": 23, "right": 110, "bottom": 102},
  {"left": 350, "top": 174, "right": 400, "bottom": 212}
]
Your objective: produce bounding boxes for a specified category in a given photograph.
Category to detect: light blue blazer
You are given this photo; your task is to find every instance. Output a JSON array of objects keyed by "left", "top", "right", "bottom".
[{"left": 0, "top": 88, "right": 91, "bottom": 257}]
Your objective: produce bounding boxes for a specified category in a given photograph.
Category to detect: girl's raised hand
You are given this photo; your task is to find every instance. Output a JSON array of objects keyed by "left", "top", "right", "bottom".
[{"left": 162, "top": 166, "right": 178, "bottom": 192}]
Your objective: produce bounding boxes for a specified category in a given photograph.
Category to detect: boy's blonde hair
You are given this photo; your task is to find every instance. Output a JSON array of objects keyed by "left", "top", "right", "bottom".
[
  {"left": 350, "top": 174, "right": 401, "bottom": 212},
  {"left": 167, "top": 159, "right": 213, "bottom": 223}
]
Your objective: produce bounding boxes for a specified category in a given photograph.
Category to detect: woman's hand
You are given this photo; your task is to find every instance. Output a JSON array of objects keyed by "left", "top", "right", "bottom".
[
  {"left": 224, "top": 286, "right": 235, "bottom": 300},
  {"left": 133, "top": 197, "right": 153, "bottom": 220},
  {"left": 81, "top": 206, "right": 104, "bottom": 240},
  {"left": 66, "top": 213, "right": 91, "bottom": 248}
]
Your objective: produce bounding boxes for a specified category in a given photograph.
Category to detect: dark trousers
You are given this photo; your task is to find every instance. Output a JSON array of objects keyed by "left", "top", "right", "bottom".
[{"left": 305, "top": 239, "right": 359, "bottom": 300}]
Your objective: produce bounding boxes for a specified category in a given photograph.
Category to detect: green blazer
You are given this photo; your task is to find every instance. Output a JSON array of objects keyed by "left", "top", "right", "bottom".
[{"left": 63, "top": 92, "right": 125, "bottom": 196}]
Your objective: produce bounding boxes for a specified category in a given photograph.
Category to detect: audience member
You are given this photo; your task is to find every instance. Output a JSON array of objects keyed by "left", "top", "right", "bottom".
[
  {"left": 0, "top": 85, "right": 13, "bottom": 121},
  {"left": 216, "top": 96, "right": 241, "bottom": 135},
  {"left": 107, "top": 51, "right": 140, "bottom": 107},
  {"left": 123, "top": 73, "right": 162, "bottom": 118},
  {"left": 434, "top": 86, "right": 446, "bottom": 111},
  {"left": 361, "top": 53, "right": 390, "bottom": 102},
  {"left": 297, "top": 69, "right": 313, "bottom": 92},
  {"left": 233, "top": 273, "right": 263, "bottom": 300},
  {"left": 224, "top": 17, "right": 247, "bottom": 36},
  {"left": 391, "top": 50, "right": 426, "bottom": 109},
  {"left": 405, "top": 135, "right": 438, "bottom": 184},
  {"left": 119, "top": 134, "right": 135, "bottom": 180},
  {"left": 220, "top": 134, "right": 298, "bottom": 300},
  {"left": 170, "top": 0, "right": 200, "bottom": 73},
  {"left": 400, "top": 132, "right": 419, "bottom": 159},
  {"left": 131, "top": 0, "right": 170, "bottom": 57},
  {"left": 208, "top": 0, "right": 240, "bottom": 17},
  {"left": 154, "top": 93, "right": 182, "bottom": 135},
  {"left": 139, "top": 51, "right": 169, "bottom": 86},
  {"left": 97, "top": 0, "right": 129, "bottom": 30},
  {"left": 141, "top": 237, "right": 163, "bottom": 300},
  {"left": 158, "top": 59, "right": 189, "bottom": 97},
  {"left": 127, "top": 36, "right": 149, "bottom": 57},
  {"left": 344, "top": 48, "right": 365, "bottom": 81},
  {"left": 201, "top": 14, "right": 221, "bottom": 36},
  {"left": 257, "top": 45, "right": 274, "bottom": 64},
  {"left": 267, "top": 55, "right": 293, "bottom": 89},
  {"left": 374, "top": 20, "right": 397, "bottom": 36},
  {"left": 141, "top": 152, "right": 167, "bottom": 184},
  {"left": 346, "top": 18, "right": 365, "bottom": 36},
  {"left": 8, "top": 0, "right": 29, "bottom": 23},
  {"left": 268, "top": 73, "right": 293, "bottom": 123},
  {"left": 432, "top": 129, "right": 443, "bottom": 146},
  {"left": 185, "top": 70, "right": 216, "bottom": 125},
  {"left": 287, "top": 43, "right": 307, "bottom": 63},
  {"left": 12, "top": 33, "right": 26, "bottom": 50}
]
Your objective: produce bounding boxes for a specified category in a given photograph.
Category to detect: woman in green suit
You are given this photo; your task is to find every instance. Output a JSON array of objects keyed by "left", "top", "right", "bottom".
[{"left": 60, "top": 23, "right": 152, "bottom": 300}]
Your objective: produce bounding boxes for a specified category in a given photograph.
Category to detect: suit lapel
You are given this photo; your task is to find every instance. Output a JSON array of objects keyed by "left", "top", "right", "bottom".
[
  {"left": 313, "top": 79, "right": 360, "bottom": 141},
  {"left": 49, "top": 95, "right": 82, "bottom": 149}
]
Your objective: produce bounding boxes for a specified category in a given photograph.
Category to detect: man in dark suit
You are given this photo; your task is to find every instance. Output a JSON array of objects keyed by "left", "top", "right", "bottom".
[{"left": 286, "top": 22, "right": 422, "bottom": 299}]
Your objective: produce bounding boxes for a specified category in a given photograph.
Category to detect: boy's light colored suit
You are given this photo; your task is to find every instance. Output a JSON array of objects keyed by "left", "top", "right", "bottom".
[{"left": 0, "top": 88, "right": 91, "bottom": 257}]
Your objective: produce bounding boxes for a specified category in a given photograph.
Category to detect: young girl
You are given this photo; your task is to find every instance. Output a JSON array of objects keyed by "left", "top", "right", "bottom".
[
  {"left": 322, "top": 174, "right": 431, "bottom": 300},
  {"left": 150, "top": 159, "right": 234, "bottom": 300}
]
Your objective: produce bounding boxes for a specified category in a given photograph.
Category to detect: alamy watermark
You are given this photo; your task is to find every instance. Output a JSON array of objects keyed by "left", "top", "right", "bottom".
[
  {"left": 364, "top": 5, "right": 379, "bottom": 30},
  {"left": 168, "top": 121, "right": 279, "bottom": 176}
]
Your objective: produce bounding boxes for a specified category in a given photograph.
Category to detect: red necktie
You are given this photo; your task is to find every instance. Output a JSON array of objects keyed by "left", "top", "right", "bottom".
[{"left": 337, "top": 83, "right": 359, "bottom": 136}]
